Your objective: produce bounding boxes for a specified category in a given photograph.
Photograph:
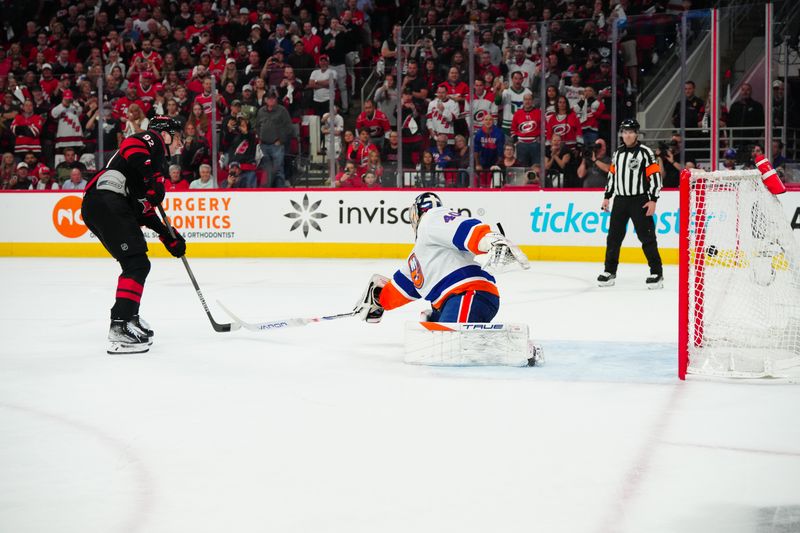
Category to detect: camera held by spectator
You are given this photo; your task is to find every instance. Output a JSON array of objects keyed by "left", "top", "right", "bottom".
[{"left": 582, "top": 142, "right": 600, "bottom": 160}]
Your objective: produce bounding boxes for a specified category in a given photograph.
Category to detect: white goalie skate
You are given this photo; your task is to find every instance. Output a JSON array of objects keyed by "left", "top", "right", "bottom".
[{"left": 528, "top": 341, "right": 545, "bottom": 367}]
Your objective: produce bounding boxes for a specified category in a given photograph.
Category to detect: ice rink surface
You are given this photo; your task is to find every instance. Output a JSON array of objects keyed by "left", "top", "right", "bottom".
[{"left": 2, "top": 257, "right": 800, "bottom": 533}]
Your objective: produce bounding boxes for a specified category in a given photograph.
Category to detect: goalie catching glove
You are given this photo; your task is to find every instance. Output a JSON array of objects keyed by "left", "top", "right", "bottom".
[
  {"left": 354, "top": 274, "right": 388, "bottom": 323},
  {"left": 478, "top": 232, "right": 530, "bottom": 272}
]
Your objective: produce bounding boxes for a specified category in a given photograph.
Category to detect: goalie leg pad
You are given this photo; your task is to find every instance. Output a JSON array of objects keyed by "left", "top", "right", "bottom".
[{"left": 404, "top": 322, "right": 533, "bottom": 367}]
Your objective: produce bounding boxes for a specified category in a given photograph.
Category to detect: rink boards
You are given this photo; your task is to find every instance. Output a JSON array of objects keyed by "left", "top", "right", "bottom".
[{"left": 2, "top": 189, "right": 800, "bottom": 262}]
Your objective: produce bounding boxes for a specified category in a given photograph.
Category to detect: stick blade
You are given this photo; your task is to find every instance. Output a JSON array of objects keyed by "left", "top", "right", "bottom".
[
  {"left": 216, "top": 300, "right": 309, "bottom": 332},
  {"left": 216, "top": 300, "right": 251, "bottom": 330}
]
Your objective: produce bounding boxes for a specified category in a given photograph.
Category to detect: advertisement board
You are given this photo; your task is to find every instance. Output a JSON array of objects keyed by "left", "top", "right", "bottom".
[{"left": 3, "top": 189, "right": 800, "bottom": 262}]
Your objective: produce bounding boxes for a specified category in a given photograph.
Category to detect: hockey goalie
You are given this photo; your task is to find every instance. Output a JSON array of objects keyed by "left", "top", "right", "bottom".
[{"left": 353, "top": 192, "right": 543, "bottom": 367}]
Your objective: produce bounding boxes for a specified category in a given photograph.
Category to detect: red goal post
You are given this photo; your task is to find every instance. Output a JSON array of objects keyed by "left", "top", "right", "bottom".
[{"left": 679, "top": 167, "right": 800, "bottom": 379}]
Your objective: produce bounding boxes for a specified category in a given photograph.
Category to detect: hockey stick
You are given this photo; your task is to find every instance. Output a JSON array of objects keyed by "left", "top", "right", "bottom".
[
  {"left": 216, "top": 300, "right": 358, "bottom": 332},
  {"left": 156, "top": 204, "right": 240, "bottom": 333}
]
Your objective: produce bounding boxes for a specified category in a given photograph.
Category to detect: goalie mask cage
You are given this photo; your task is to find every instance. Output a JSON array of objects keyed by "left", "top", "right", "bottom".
[{"left": 679, "top": 169, "right": 800, "bottom": 379}]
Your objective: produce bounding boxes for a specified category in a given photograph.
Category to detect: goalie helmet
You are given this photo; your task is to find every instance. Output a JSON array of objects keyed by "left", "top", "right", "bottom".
[{"left": 410, "top": 192, "right": 443, "bottom": 233}]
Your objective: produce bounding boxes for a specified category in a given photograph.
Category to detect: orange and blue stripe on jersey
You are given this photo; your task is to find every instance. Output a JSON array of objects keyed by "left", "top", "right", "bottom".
[
  {"left": 380, "top": 265, "right": 498, "bottom": 311},
  {"left": 452, "top": 219, "right": 492, "bottom": 255},
  {"left": 379, "top": 271, "right": 421, "bottom": 310},
  {"left": 426, "top": 265, "right": 498, "bottom": 309}
]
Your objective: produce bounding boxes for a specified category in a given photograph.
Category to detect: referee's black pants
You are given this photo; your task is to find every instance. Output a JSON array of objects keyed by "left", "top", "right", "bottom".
[{"left": 604, "top": 194, "right": 662, "bottom": 275}]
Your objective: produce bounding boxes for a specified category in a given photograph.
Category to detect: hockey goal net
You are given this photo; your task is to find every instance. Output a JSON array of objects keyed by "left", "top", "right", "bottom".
[{"left": 679, "top": 168, "right": 800, "bottom": 379}]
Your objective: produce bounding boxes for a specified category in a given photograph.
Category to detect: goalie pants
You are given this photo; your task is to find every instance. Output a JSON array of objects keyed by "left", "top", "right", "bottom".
[
  {"left": 604, "top": 194, "right": 663, "bottom": 276},
  {"left": 82, "top": 189, "right": 151, "bottom": 320},
  {"left": 429, "top": 290, "right": 499, "bottom": 323}
]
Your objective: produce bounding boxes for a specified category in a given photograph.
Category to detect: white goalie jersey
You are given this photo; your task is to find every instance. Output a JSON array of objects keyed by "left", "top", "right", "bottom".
[{"left": 378, "top": 207, "right": 499, "bottom": 311}]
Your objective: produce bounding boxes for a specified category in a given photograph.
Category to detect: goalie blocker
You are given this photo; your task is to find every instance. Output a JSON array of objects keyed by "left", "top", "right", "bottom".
[{"left": 405, "top": 322, "right": 544, "bottom": 367}]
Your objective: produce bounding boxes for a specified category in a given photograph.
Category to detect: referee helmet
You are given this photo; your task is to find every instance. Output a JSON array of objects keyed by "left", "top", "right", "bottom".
[{"left": 619, "top": 118, "right": 640, "bottom": 132}]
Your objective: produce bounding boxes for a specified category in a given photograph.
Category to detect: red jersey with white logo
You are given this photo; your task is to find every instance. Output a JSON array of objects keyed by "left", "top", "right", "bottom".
[
  {"left": 356, "top": 109, "right": 391, "bottom": 141},
  {"left": 573, "top": 98, "right": 605, "bottom": 134},
  {"left": 505, "top": 18, "right": 530, "bottom": 38},
  {"left": 28, "top": 46, "right": 57, "bottom": 63},
  {"left": 131, "top": 81, "right": 158, "bottom": 113},
  {"left": 194, "top": 92, "right": 227, "bottom": 123},
  {"left": 511, "top": 107, "right": 542, "bottom": 142},
  {"left": 113, "top": 97, "right": 146, "bottom": 120},
  {"left": 131, "top": 51, "right": 164, "bottom": 72},
  {"left": 438, "top": 80, "right": 470, "bottom": 114},
  {"left": 208, "top": 57, "right": 227, "bottom": 80},
  {"left": 10, "top": 113, "right": 44, "bottom": 152},
  {"left": 185, "top": 24, "right": 211, "bottom": 42},
  {"left": 351, "top": 141, "right": 378, "bottom": 169},
  {"left": 546, "top": 112, "right": 583, "bottom": 146},
  {"left": 39, "top": 77, "right": 59, "bottom": 97}
]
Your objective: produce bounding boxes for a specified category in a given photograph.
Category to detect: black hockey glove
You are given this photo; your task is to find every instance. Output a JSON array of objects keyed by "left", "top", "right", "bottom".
[
  {"left": 145, "top": 175, "right": 166, "bottom": 206},
  {"left": 138, "top": 209, "right": 169, "bottom": 235},
  {"left": 159, "top": 231, "right": 186, "bottom": 258}
]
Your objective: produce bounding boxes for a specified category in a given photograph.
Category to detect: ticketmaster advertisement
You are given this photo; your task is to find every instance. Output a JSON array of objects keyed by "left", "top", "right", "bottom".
[{"left": 2, "top": 189, "right": 800, "bottom": 262}]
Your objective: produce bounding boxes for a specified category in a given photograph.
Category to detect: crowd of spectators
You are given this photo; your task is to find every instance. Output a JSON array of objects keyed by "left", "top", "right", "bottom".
[
  {"left": 338, "top": 0, "right": 704, "bottom": 188},
  {"left": 4, "top": 0, "right": 776, "bottom": 191},
  {"left": 0, "top": 0, "right": 404, "bottom": 190}
]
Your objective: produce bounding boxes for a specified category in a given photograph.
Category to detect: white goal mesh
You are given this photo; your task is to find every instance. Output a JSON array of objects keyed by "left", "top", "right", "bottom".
[{"left": 684, "top": 169, "right": 800, "bottom": 378}]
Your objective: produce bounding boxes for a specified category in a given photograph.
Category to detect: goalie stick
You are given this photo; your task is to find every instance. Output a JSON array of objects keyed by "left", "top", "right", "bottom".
[
  {"left": 157, "top": 204, "right": 240, "bottom": 333},
  {"left": 216, "top": 300, "right": 358, "bottom": 332}
]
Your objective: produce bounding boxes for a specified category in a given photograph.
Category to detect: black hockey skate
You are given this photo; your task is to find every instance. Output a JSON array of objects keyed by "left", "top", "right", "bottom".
[
  {"left": 108, "top": 319, "right": 151, "bottom": 354},
  {"left": 597, "top": 272, "right": 616, "bottom": 287},
  {"left": 646, "top": 273, "right": 664, "bottom": 290},
  {"left": 132, "top": 315, "right": 154, "bottom": 340}
]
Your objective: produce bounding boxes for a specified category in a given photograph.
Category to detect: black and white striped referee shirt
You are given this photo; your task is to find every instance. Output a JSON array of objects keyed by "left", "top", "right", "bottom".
[{"left": 604, "top": 142, "right": 662, "bottom": 201}]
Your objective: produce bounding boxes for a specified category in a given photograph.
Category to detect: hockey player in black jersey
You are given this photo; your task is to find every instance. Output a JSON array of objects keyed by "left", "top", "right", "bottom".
[{"left": 82, "top": 117, "right": 185, "bottom": 354}]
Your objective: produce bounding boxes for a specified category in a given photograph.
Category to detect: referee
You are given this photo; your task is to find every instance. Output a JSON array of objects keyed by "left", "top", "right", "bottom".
[{"left": 597, "top": 119, "right": 664, "bottom": 289}]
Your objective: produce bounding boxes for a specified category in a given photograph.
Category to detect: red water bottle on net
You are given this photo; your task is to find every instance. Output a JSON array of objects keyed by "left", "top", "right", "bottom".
[{"left": 755, "top": 155, "right": 786, "bottom": 195}]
